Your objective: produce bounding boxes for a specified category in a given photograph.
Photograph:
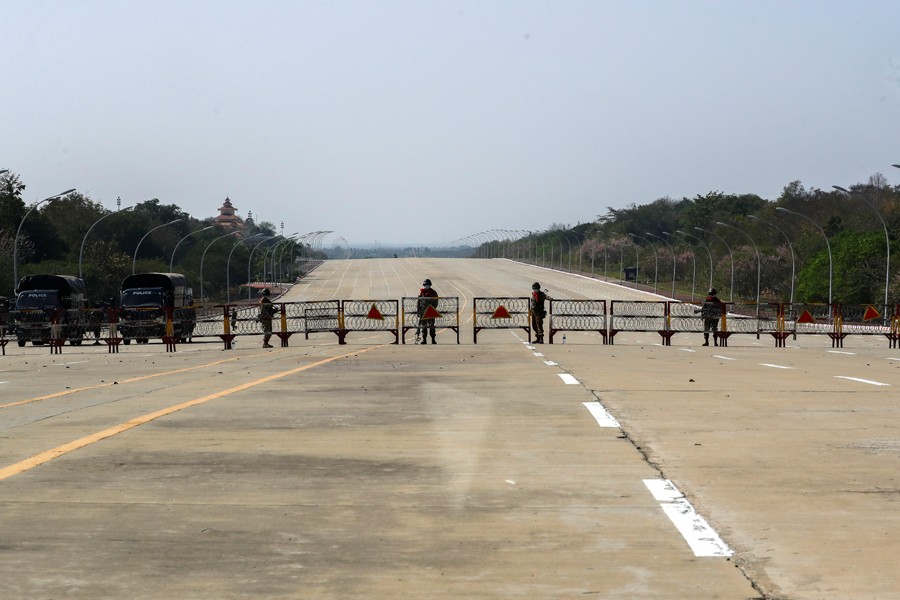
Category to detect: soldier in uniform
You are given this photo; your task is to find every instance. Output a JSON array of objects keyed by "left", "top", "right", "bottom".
[
  {"left": 417, "top": 278, "right": 439, "bottom": 344},
  {"left": 258, "top": 288, "right": 276, "bottom": 348},
  {"left": 530, "top": 282, "right": 548, "bottom": 344},
  {"left": 697, "top": 288, "right": 724, "bottom": 346}
]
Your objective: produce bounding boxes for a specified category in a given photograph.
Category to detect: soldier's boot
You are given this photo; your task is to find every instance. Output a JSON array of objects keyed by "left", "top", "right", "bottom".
[{"left": 702, "top": 334, "right": 709, "bottom": 346}]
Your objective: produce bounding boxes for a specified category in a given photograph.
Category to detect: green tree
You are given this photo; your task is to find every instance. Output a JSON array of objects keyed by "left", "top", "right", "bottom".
[{"left": 42, "top": 193, "right": 107, "bottom": 260}]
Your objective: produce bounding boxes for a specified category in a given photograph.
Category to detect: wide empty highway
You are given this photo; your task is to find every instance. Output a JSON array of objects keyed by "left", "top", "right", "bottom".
[{"left": 0, "top": 258, "right": 897, "bottom": 599}]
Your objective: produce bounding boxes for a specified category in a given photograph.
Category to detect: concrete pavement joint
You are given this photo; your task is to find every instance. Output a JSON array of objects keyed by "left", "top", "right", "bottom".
[
  {"left": 586, "top": 389, "right": 769, "bottom": 597},
  {"left": 515, "top": 338, "right": 748, "bottom": 576}
]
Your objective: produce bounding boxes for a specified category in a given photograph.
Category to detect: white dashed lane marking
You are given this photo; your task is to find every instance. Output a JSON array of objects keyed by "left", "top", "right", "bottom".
[
  {"left": 643, "top": 479, "right": 734, "bottom": 558},
  {"left": 834, "top": 376, "right": 891, "bottom": 386},
  {"left": 558, "top": 373, "right": 579, "bottom": 385},
  {"left": 712, "top": 355, "right": 736, "bottom": 360},
  {"left": 582, "top": 401, "right": 619, "bottom": 428},
  {"left": 760, "top": 363, "right": 794, "bottom": 369}
]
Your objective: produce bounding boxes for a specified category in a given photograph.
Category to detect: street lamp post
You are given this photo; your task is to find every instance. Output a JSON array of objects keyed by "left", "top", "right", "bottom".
[
  {"left": 558, "top": 233, "right": 569, "bottom": 270},
  {"left": 717, "top": 222, "right": 761, "bottom": 315},
  {"left": 13, "top": 188, "right": 76, "bottom": 288},
  {"left": 749, "top": 215, "right": 795, "bottom": 306},
  {"left": 664, "top": 232, "right": 695, "bottom": 302},
  {"left": 776, "top": 207, "right": 833, "bottom": 306},
  {"left": 558, "top": 230, "right": 579, "bottom": 272},
  {"left": 276, "top": 237, "right": 299, "bottom": 284},
  {"left": 268, "top": 235, "right": 297, "bottom": 288},
  {"left": 200, "top": 231, "right": 241, "bottom": 304},
  {"left": 132, "top": 219, "right": 183, "bottom": 274},
  {"left": 695, "top": 227, "right": 734, "bottom": 303},
  {"left": 311, "top": 231, "right": 332, "bottom": 260},
  {"left": 626, "top": 238, "right": 639, "bottom": 289},
  {"left": 225, "top": 238, "right": 244, "bottom": 304},
  {"left": 247, "top": 236, "right": 276, "bottom": 299},
  {"left": 675, "top": 230, "right": 713, "bottom": 293},
  {"left": 628, "top": 233, "right": 658, "bottom": 293},
  {"left": 170, "top": 225, "right": 214, "bottom": 272},
  {"left": 79, "top": 204, "right": 133, "bottom": 278},
  {"left": 833, "top": 185, "right": 890, "bottom": 312},
  {"left": 224, "top": 234, "right": 264, "bottom": 303},
  {"left": 646, "top": 232, "right": 676, "bottom": 299},
  {"left": 265, "top": 237, "right": 288, "bottom": 284}
]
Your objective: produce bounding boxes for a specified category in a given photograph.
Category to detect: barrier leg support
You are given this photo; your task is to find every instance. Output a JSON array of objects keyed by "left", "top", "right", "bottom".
[{"left": 771, "top": 332, "right": 790, "bottom": 348}]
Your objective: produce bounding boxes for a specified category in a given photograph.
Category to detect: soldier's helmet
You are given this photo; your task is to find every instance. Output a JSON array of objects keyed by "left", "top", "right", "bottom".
[
  {"left": 422, "top": 279, "right": 432, "bottom": 286},
  {"left": 532, "top": 282, "right": 541, "bottom": 290}
]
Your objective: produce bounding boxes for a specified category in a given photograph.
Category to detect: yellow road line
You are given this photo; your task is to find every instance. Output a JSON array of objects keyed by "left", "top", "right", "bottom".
[
  {"left": 0, "top": 356, "right": 242, "bottom": 410},
  {"left": 0, "top": 346, "right": 382, "bottom": 481}
]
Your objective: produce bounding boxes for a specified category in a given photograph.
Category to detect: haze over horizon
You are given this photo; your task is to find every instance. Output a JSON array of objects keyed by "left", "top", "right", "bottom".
[{"left": 4, "top": 1, "right": 899, "bottom": 247}]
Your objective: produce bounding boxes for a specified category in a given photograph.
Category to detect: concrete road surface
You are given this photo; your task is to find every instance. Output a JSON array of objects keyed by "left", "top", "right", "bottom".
[{"left": 0, "top": 258, "right": 897, "bottom": 599}]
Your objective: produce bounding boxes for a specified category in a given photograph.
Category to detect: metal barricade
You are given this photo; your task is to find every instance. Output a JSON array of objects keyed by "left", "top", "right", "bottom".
[
  {"left": 473, "top": 297, "right": 529, "bottom": 344},
  {"left": 202, "top": 301, "right": 342, "bottom": 349},
  {"left": 608, "top": 301, "right": 668, "bottom": 345},
  {"left": 400, "top": 296, "right": 460, "bottom": 344},
  {"left": 829, "top": 303, "right": 895, "bottom": 348},
  {"left": 339, "top": 300, "right": 399, "bottom": 344},
  {"left": 298, "top": 301, "right": 342, "bottom": 340},
  {"left": 756, "top": 303, "right": 795, "bottom": 347},
  {"left": 668, "top": 301, "right": 704, "bottom": 333},
  {"left": 547, "top": 299, "right": 607, "bottom": 344}
]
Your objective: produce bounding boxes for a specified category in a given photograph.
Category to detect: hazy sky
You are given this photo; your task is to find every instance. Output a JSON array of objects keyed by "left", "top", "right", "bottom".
[{"left": 3, "top": 1, "right": 900, "bottom": 247}]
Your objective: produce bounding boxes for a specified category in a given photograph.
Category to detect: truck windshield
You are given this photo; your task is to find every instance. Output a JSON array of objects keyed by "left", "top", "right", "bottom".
[
  {"left": 16, "top": 291, "right": 59, "bottom": 310},
  {"left": 121, "top": 288, "right": 165, "bottom": 308}
]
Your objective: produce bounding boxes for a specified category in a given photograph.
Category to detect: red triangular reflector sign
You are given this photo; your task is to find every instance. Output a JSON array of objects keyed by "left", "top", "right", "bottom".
[
  {"left": 491, "top": 305, "right": 511, "bottom": 319},
  {"left": 796, "top": 309, "right": 816, "bottom": 324},
  {"left": 421, "top": 305, "right": 442, "bottom": 320},
  {"left": 863, "top": 306, "right": 880, "bottom": 321},
  {"left": 367, "top": 304, "right": 384, "bottom": 320}
]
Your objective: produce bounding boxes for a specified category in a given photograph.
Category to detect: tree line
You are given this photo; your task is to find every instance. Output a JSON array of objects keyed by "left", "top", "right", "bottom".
[
  {"left": 476, "top": 174, "right": 900, "bottom": 306},
  {"left": 0, "top": 171, "right": 324, "bottom": 304}
]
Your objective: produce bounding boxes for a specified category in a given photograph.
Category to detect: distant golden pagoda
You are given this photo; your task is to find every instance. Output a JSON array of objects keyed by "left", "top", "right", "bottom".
[{"left": 215, "top": 197, "right": 244, "bottom": 232}]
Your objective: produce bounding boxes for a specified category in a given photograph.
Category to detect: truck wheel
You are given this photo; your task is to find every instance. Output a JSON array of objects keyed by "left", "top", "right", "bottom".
[
  {"left": 17, "top": 340, "right": 26, "bottom": 347},
  {"left": 123, "top": 339, "right": 131, "bottom": 345}
]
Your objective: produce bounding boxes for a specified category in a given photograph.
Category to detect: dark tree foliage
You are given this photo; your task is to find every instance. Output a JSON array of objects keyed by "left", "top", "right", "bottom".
[
  {"left": 510, "top": 175, "right": 900, "bottom": 305},
  {"left": 0, "top": 172, "right": 292, "bottom": 301}
]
